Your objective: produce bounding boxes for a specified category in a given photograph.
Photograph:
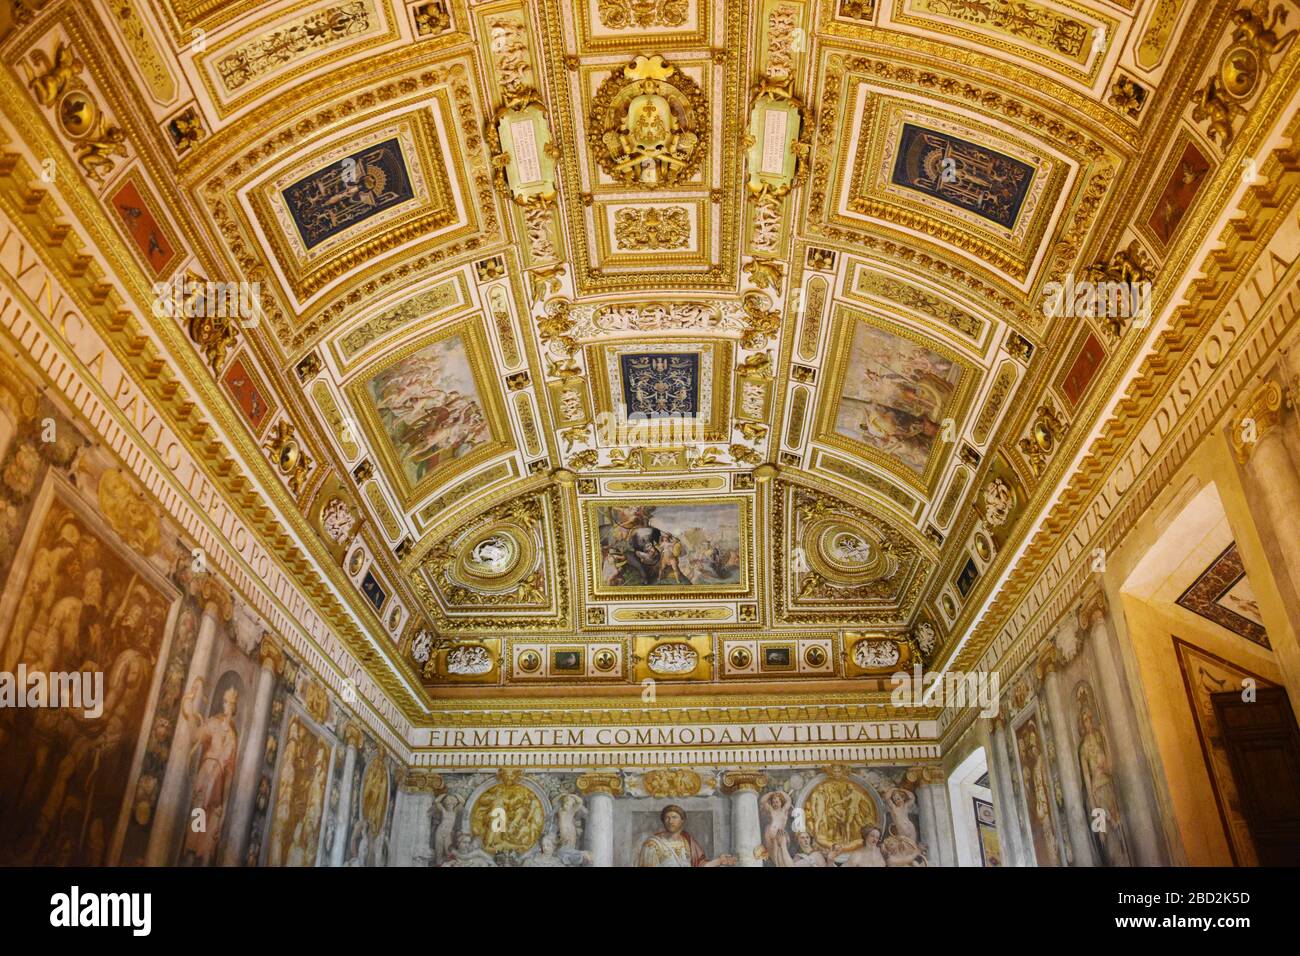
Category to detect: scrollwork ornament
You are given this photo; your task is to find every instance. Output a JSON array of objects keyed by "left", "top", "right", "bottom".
[
  {"left": 1018, "top": 405, "right": 1065, "bottom": 477},
  {"left": 1081, "top": 240, "right": 1155, "bottom": 338},
  {"left": 263, "top": 421, "right": 313, "bottom": 497},
  {"left": 188, "top": 312, "right": 240, "bottom": 375},
  {"left": 485, "top": 87, "right": 561, "bottom": 207},
  {"left": 744, "top": 74, "right": 813, "bottom": 204}
]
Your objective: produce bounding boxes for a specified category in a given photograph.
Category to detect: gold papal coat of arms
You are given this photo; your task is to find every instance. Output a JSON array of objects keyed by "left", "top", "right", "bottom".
[{"left": 588, "top": 54, "right": 706, "bottom": 188}]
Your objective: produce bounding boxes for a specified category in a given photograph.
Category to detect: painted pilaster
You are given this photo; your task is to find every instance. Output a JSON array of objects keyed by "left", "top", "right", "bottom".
[
  {"left": 146, "top": 583, "right": 229, "bottom": 865},
  {"left": 994, "top": 716, "right": 1037, "bottom": 864},
  {"left": 720, "top": 771, "right": 767, "bottom": 867},
  {"left": 576, "top": 772, "right": 622, "bottom": 867},
  {"left": 915, "top": 767, "right": 957, "bottom": 866},
  {"left": 1038, "top": 648, "right": 1097, "bottom": 866},
  {"left": 981, "top": 718, "right": 1027, "bottom": 866},
  {"left": 1084, "top": 596, "right": 1167, "bottom": 865},
  {"left": 329, "top": 723, "right": 364, "bottom": 866},
  {"left": 389, "top": 770, "right": 441, "bottom": 867},
  {"left": 1238, "top": 375, "right": 1300, "bottom": 722},
  {"left": 220, "top": 635, "right": 283, "bottom": 867}
]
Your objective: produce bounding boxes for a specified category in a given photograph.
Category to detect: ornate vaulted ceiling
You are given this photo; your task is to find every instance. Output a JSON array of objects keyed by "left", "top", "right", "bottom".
[{"left": 3, "top": 0, "right": 1293, "bottom": 731}]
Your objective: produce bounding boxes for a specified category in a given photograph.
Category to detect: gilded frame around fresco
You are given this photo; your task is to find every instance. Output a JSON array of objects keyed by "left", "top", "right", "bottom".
[
  {"left": 1133, "top": 125, "right": 1217, "bottom": 256},
  {"left": 332, "top": 274, "right": 473, "bottom": 372},
  {"left": 346, "top": 316, "right": 514, "bottom": 509},
  {"left": 888, "top": 0, "right": 1116, "bottom": 86},
  {"left": 191, "top": 0, "right": 401, "bottom": 119},
  {"left": 835, "top": 84, "right": 1071, "bottom": 283},
  {"left": 582, "top": 495, "right": 753, "bottom": 600},
  {"left": 814, "top": 306, "right": 977, "bottom": 494},
  {"left": 245, "top": 101, "right": 461, "bottom": 302}
]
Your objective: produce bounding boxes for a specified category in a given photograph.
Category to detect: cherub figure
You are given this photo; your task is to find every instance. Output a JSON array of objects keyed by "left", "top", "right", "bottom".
[
  {"left": 1192, "top": 76, "right": 1240, "bottom": 147},
  {"left": 432, "top": 792, "right": 463, "bottom": 864},
  {"left": 77, "top": 126, "right": 127, "bottom": 182},
  {"left": 759, "top": 790, "right": 795, "bottom": 867},
  {"left": 1231, "top": 1, "right": 1296, "bottom": 57},
  {"left": 25, "top": 42, "right": 82, "bottom": 107}
]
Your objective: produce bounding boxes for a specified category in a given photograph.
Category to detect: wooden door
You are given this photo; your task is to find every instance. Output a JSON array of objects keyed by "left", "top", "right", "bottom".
[{"left": 1212, "top": 688, "right": 1300, "bottom": 865}]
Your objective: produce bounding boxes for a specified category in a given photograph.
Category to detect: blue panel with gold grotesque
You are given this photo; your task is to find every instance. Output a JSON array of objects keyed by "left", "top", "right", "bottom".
[
  {"left": 360, "top": 568, "right": 387, "bottom": 611},
  {"left": 282, "top": 138, "right": 414, "bottom": 249},
  {"left": 619, "top": 352, "right": 700, "bottom": 418},
  {"left": 891, "top": 124, "right": 1034, "bottom": 229}
]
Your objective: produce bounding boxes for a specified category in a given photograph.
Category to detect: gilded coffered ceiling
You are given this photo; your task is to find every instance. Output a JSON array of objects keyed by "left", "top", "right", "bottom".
[{"left": 2, "top": 0, "right": 1296, "bottom": 729}]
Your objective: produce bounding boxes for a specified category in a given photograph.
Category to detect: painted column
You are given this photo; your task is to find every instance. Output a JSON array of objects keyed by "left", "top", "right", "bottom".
[
  {"left": 146, "top": 586, "right": 227, "bottom": 865},
  {"left": 220, "top": 635, "right": 283, "bottom": 867},
  {"left": 576, "top": 772, "right": 622, "bottom": 867},
  {"left": 981, "top": 719, "right": 1026, "bottom": 867},
  {"left": 914, "top": 767, "right": 957, "bottom": 867},
  {"left": 1238, "top": 382, "right": 1300, "bottom": 595},
  {"left": 1237, "top": 377, "right": 1300, "bottom": 722},
  {"left": 721, "top": 771, "right": 767, "bottom": 867},
  {"left": 1038, "top": 648, "right": 1097, "bottom": 866},
  {"left": 387, "top": 786, "right": 410, "bottom": 866},
  {"left": 1085, "top": 597, "right": 1166, "bottom": 866},
  {"left": 992, "top": 718, "right": 1036, "bottom": 865},
  {"left": 389, "top": 771, "right": 441, "bottom": 866},
  {"left": 0, "top": 402, "right": 16, "bottom": 463},
  {"left": 330, "top": 723, "right": 364, "bottom": 866}
]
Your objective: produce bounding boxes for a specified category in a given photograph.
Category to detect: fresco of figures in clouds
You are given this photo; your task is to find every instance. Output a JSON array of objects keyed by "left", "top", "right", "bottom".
[
  {"left": 425, "top": 765, "right": 935, "bottom": 868},
  {"left": 364, "top": 333, "right": 491, "bottom": 488},
  {"left": 0, "top": 353, "right": 396, "bottom": 867},
  {"left": 833, "top": 320, "right": 962, "bottom": 476}
]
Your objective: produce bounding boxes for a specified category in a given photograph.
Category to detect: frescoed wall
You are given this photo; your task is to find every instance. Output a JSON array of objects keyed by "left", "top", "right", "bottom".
[
  {"left": 982, "top": 592, "right": 1171, "bottom": 867},
  {"left": 401, "top": 764, "right": 949, "bottom": 867},
  {"left": 0, "top": 353, "right": 396, "bottom": 867}
]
